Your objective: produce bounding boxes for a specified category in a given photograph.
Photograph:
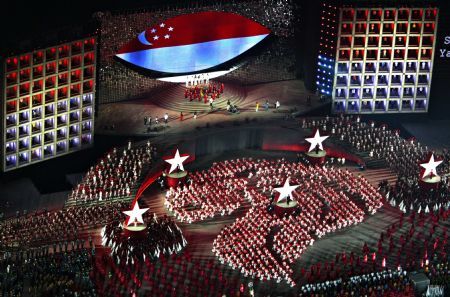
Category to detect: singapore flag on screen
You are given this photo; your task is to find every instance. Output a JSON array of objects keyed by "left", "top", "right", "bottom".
[{"left": 116, "top": 11, "right": 270, "bottom": 73}]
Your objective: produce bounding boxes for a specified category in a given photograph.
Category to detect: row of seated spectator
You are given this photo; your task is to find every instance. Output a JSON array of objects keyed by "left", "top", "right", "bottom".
[
  {"left": 0, "top": 249, "right": 95, "bottom": 297},
  {"left": 0, "top": 202, "right": 129, "bottom": 250},
  {"left": 298, "top": 270, "right": 413, "bottom": 297}
]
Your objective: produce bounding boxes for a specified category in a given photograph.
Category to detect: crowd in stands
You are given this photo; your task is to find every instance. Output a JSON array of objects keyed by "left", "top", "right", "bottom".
[
  {"left": 101, "top": 212, "right": 186, "bottom": 265},
  {"left": 298, "top": 270, "right": 414, "bottom": 296},
  {"left": 426, "top": 261, "right": 450, "bottom": 295},
  {"left": 0, "top": 202, "right": 129, "bottom": 250},
  {"left": 302, "top": 115, "right": 450, "bottom": 213},
  {"left": 0, "top": 249, "right": 95, "bottom": 297},
  {"left": 165, "top": 157, "right": 382, "bottom": 286},
  {"left": 68, "top": 141, "right": 155, "bottom": 204}
]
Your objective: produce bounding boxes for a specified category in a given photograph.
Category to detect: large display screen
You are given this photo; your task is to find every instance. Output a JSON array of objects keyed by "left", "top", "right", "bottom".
[{"left": 116, "top": 11, "right": 270, "bottom": 74}]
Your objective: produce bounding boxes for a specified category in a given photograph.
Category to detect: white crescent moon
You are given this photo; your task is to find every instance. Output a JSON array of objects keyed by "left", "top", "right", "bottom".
[{"left": 138, "top": 31, "right": 152, "bottom": 46}]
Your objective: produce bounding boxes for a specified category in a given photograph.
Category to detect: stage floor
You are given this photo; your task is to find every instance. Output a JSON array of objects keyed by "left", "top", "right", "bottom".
[{"left": 95, "top": 80, "right": 327, "bottom": 136}]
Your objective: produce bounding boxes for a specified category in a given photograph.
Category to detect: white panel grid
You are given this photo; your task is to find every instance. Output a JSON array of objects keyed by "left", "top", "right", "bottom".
[
  {"left": 2, "top": 37, "right": 97, "bottom": 171},
  {"left": 332, "top": 7, "right": 438, "bottom": 114}
]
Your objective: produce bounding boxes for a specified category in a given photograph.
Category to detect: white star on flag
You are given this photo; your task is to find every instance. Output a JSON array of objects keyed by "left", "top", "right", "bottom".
[
  {"left": 274, "top": 178, "right": 299, "bottom": 203},
  {"left": 123, "top": 201, "right": 149, "bottom": 226},
  {"left": 164, "top": 34, "right": 170, "bottom": 39},
  {"left": 160, "top": 23, "right": 165, "bottom": 28},
  {"left": 165, "top": 149, "right": 189, "bottom": 174},
  {"left": 420, "top": 154, "right": 443, "bottom": 179},
  {"left": 305, "top": 129, "right": 329, "bottom": 152},
  {"left": 153, "top": 35, "right": 159, "bottom": 40},
  {"left": 168, "top": 27, "right": 174, "bottom": 31},
  {"left": 150, "top": 28, "right": 156, "bottom": 33}
]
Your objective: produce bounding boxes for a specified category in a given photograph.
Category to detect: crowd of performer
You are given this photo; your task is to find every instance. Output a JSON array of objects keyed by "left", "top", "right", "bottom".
[
  {"left": 101, "top": 212, "right": 186, "bottom": 265},
  {"left": 2, "top": 114, "right": 450, "bottom": 295},
  {"left": 184, "top": 81, "right": 224, "bottom": 105},
  {"left": 297, "top": 207, "right": 450, "bottom": 285},
  {"left": 165, "top": 157, "right": 383, "bottom": 285},
  {"left": 302, "top": 115, "right": 450, "bottom": 213},
  {"left": 381, "top": 177, "right": 450, "bottom": 213},
  {"left": 68, "top": 141, "right": 155, "bottom": 204}
]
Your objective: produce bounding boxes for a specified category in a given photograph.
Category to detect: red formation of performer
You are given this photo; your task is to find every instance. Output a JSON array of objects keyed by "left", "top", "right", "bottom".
[
  {"left": 184, "top": 82, "right": 224, "bottom": 103},
  {"left": 165, "top": 157, "right": 383, "bottom": 286}
]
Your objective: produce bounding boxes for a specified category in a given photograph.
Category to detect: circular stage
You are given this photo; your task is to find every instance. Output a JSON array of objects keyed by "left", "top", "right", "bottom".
[
  {"left": 166, "top": 170, "right": 188, "bottom": 188},
  {"left": 102, "top": 216, "right": 187, "bottom": 265},
  {"left": 123, "top": 223, "right": 147, "bottom": 232},
  {"left": 419, "top": 175, "right": 441, "bottom": 190},
  {"left": 274, "top": 200, "right": 299, "bottom": 216},
  {"left": 306, "top": 150, "right": 327, "bottom": 165}
]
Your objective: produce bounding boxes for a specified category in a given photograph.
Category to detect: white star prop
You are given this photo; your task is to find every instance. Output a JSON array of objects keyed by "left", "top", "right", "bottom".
[
  {"left": 164, "top": 34, "right": 170, "bottom": 39},
  {"left": 150, "top": 28, "right": 156, "bottom": 33},
  {"left": 274, "top": 178, "right": 299, "bottom": 203},
  {"left": 168, "top": 27, "right": 174, "bottom": 31},
  {"left": 153, "top": 35, "right": 159, "bottom": 40},
  {"left": 305, "top": 130, "right": 329, "bottom": 152},
  {"left": 123, "top": 201, "right": 149, "bottom": 226},
  {"left": 165, "top": 149, "right": 189, "bottom": 174},
  {"left": 160, "top": 23, "right": 165, "bottom": 28},
  {"left": 420, "top": 154, "right": 443, "bottom": 179}
]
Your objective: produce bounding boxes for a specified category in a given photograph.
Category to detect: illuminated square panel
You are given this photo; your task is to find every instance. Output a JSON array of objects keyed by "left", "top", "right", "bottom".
[
  {"left": 332, "top": 7, "right": 438, "bottom": 114},
  {"left": 2, "top": 37, "right": 97, "bottom": 171}
]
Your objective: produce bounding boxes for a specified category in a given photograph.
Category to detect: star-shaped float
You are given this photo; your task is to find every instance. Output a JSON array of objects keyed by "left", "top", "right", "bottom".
[
  {"left": 420, "top": 154, "right": 443, "bottom": 179},
  {"left": 123, "top": 201, "right": 149, "bottom": 226},
  {"left": 165, "top": 149, "right": 189, "bottom": 174},
  {"left": 274, "top": 178, "right": 300, "bottom": 203},
  {"left": 305, "top": 129, "right": 329, "bottom": 152}
]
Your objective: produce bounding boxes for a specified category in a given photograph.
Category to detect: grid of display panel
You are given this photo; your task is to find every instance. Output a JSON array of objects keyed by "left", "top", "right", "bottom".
[
  {"left": 332, "top": 7, "right": 438, "bottom": 113},
  {"left": 2, "top": 37, "right": 96, "bottom": 171}
]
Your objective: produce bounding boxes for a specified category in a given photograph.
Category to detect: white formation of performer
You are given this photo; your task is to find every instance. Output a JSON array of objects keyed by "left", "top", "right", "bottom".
[
  {"left": 305, "top": 129, "right": 329, "bottom": 153},
  {"left": 420, "top": 154, "right": 443, "bottom": 179},
  {"left": 274, "top": 178, "right": 299, "bottom": 204},
  {"left": 165, "top": 149, "right": 189, "bottom": 174},
  {"left": 123, "top": 201, "right": 149, "bottom": 226}
]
